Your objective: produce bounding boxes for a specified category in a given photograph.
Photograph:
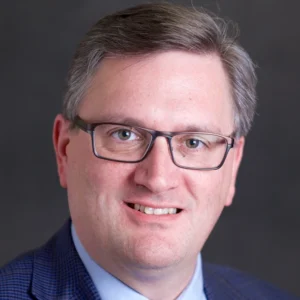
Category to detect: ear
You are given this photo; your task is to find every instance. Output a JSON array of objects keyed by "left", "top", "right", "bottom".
[
  {"left": 225, "top": 136, "right": 245, "bottom": 206},
  {"left": 53, "top": 114, "right": 70, "bottom": 188}
]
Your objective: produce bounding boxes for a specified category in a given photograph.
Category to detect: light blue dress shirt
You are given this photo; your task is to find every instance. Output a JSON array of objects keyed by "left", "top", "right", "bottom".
[{"left": 71, "top": 224, "right": 207, "bottom": 300}]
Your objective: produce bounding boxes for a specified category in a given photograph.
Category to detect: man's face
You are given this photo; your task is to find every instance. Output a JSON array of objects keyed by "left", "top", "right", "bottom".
[{"left": 54, "top": 51, "right": 244, "bottom": 272}]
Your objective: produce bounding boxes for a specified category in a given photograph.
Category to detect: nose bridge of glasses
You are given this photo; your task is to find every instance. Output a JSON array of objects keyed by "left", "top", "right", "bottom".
[
  {"left": 145, "top": 130, "right": 173, "bottom": 158},
  {"left": 150, "top": 130, "right": 173, "bottom": 147}
]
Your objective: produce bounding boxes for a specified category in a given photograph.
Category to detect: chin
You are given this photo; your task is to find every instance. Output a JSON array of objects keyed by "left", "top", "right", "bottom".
[{"left": 128, "top": 235, "right": 185, "bottom": 270}]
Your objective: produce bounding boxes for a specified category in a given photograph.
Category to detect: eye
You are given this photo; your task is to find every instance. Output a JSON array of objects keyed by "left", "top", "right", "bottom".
[
  {"left": 185, "top": 138, "right": 205, "bottom": 149},
  {"left": 112, "top": 129, "right": 137, "bottom": 141}
]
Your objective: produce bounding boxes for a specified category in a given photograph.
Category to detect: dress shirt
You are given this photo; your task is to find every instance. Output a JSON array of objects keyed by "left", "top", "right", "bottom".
[{"left": 72, "top": 223, "right": 207, "bottom": 300}]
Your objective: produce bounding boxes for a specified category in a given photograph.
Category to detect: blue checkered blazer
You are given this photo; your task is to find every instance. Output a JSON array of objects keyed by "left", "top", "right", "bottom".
[{"left": 0, "top": 220, "right": 298, "bottom": 299}]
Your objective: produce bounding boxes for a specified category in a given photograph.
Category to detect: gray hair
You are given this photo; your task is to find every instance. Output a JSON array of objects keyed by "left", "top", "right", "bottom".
[{"left": 63, "top": 3, "right": 257, "bottom": 137}]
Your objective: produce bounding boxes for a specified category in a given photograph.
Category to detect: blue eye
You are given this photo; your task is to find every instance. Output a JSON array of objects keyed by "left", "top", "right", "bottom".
[
  {"left": 112, "top": 129, "right": 137, "bottom": 141},
  {"left": 185, "top": 138, "right": 204, "bottom": 149}
]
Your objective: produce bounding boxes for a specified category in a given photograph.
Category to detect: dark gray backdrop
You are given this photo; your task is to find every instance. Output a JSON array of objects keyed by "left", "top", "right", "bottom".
[{"left": 1, "top": 0, "right": 299, "bottom": 297}]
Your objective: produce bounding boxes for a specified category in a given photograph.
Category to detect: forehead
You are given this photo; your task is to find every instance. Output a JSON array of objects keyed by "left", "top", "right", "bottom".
[{"left": 80, "top": 51, "right": 234, "bottom": 134}]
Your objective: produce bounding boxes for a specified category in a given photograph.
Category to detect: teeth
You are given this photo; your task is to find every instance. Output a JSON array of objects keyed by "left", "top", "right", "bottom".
[
  {"left": 144, "top": 207, "right": 154, "bottom": 214},
  {"left": 132, "top": 204, "right": 178, "bottom": 215},
  {"left": 154, "top": 208, "right": 162, "bottom": 215},
  {"left": 162, "top": 208, "right": 169, "bottom": 214},
  {"left": 168, "top": 208, "right": 177, "bottom": 214}
]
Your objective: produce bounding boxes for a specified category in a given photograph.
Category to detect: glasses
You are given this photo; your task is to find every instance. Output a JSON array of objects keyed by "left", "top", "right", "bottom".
[{"left": 73, "top": 116, "right": 235, "bottom": 171}]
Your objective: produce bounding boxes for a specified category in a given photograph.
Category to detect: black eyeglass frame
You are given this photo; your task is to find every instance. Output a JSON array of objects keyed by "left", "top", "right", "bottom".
[{"left": 73, "top": 116, "right": 235, "bottom": 171}]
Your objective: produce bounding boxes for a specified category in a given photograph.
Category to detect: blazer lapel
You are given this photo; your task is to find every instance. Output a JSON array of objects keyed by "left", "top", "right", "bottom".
[
  {"left": 31, "top": 220, "right": 101, "bottom": 300},
  {"left": 203, "top": 263, "right": 247, "bottom": 300}
]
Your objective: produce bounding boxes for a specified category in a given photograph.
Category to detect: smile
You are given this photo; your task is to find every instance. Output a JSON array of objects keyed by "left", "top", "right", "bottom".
[{"left": 127, "top": 203, "right": 182, "bottom": 215}]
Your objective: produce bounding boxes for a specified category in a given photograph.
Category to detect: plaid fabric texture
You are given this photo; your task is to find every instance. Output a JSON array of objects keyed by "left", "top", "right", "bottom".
[{"left": 0, "top": 220, "right": 299, "bottom": 300}]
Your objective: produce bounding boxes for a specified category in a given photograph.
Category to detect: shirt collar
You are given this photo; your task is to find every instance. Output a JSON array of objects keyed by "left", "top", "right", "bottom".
[{"left": 71, "top": 223, "right": 206, "bottom": 300}]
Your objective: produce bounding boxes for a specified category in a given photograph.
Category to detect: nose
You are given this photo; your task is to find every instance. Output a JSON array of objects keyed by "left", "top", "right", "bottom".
[{"left": 133, "top": 137, "right": 180, "bottom": 194}]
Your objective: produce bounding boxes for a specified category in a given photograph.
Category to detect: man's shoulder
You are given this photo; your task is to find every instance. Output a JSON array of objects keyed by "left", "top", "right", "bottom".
[
  {"left": 0, "top": 221, "right": 100, "bottom": 300},
  {"left": 203, "top": 262, "right": 299, "bottom": 299},
  {"left": 0, "top": 250, "right": 35, "bottom": 299},
  {"left": 0, "top": 221, "right": 69, "bottom": 299}
]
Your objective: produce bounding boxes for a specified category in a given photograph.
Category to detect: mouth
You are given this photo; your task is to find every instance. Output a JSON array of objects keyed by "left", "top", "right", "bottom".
[{"left": 126, "top": 203, "right": 182, "bottom": 215}]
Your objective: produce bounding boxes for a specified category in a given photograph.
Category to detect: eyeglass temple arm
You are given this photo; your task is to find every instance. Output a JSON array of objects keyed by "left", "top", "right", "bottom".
[{"left": 74, "top": 116, "right": 94, "bottom": 133}]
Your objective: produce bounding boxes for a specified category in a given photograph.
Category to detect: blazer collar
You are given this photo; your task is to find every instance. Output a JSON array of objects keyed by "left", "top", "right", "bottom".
[{"left": 31, "top": 219, "right": 101, "bottom": 300}]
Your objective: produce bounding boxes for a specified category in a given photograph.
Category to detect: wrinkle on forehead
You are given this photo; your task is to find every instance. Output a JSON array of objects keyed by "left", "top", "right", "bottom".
[
  {"left": 85, "top": 51, "right": 229, "bottom": 96},
  {"left": 80, "top": 50, "right": 234, "bottom": 135}
]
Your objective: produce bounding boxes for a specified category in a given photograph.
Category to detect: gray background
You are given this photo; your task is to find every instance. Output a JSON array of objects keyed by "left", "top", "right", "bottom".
[{"left": 1, "top": 0, "right": 299, "bottom": 297}]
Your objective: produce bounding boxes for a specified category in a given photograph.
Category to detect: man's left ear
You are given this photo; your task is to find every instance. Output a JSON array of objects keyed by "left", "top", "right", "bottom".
[{"left": 225, "top": 136, "right": 245, "bottom": 206}]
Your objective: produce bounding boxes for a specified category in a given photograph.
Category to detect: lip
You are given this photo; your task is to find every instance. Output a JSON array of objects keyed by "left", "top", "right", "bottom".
[
  {"left": 123, "top": 201, "right": 183, "bottom": 223},
  {"left": 124, "top": 200, "right": 183, "bottom": 210}
]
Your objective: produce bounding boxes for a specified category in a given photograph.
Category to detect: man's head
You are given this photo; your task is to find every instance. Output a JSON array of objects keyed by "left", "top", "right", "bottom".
[
  {"left": 63, "top": 3, "right": 256, "bottom": 138},
  {"left": 53, "top": 2, "right": 256, "bottom": 279}
]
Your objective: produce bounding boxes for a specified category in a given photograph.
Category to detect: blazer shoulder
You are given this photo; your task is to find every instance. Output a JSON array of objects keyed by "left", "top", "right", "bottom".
[
  {"left": 0, "top": 250, "right": 35, "bottom": 299},
  {"left": 203, "top": 262, "right": 299, "bottom": 300}
]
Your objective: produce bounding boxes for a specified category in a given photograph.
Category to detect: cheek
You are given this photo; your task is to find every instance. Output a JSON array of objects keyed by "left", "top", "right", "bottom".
[
  {"left": 65, "top": 156, "right": 97, "bottom": 222},
  {"left": 185, "top": 168, "right": 233, "bottom": 222},
  {"left": 66, "top": 156, "right": 132, "bottom": 241},
  {"left": 82, "top": 160, "right": 136, "bottom": 199},
  {"left": 66, "top": 145, "right": 135, "bottom": 214},
  {"left": 185, "top": 170, "right": 228, "bottom": 204},
  {"left": 172, "top": 172, "right": 230, "bottom": 255}
]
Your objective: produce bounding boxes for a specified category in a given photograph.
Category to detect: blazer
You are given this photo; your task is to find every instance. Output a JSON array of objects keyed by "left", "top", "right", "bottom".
[{"left": 0, "top": 220, "right": 298, "bottom": 300}]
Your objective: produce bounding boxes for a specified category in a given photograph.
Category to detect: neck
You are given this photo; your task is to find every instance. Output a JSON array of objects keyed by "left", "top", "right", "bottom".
[
  {"left": 72, "top": 225, "right": 200, "bottom": 299},
  {"left": 99, "top": 253, "right": 198, "bottom": 300}
]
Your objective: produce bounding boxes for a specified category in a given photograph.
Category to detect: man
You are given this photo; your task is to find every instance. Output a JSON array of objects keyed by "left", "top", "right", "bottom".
[{"left": 0, "top": 3, "right": 298, "bottom": 300}]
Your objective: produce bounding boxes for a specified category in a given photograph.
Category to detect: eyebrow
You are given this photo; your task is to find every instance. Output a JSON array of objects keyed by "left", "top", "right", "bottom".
[{"left": 90, "top": 114, "right": 224, "bottom": 135}]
